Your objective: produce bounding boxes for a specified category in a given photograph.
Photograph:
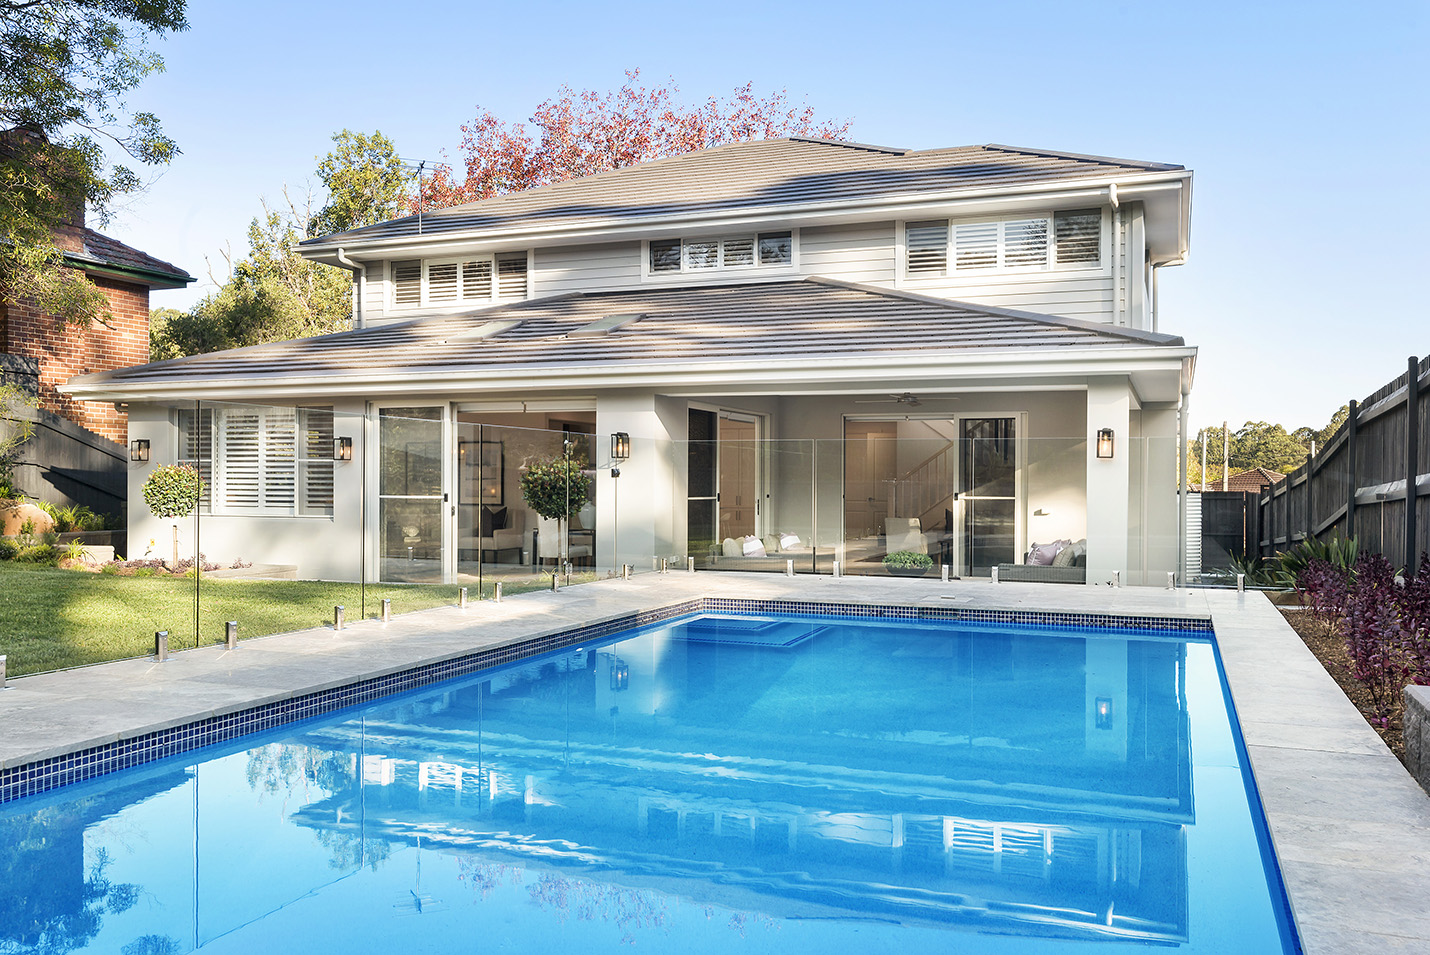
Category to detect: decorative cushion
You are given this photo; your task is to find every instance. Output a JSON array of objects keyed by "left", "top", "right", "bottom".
[
  {"left": 1026, "top": 541, "right": 1063, "bottom": 566},
  {"left": 1071, "top": 538, "right": 1088, "bottom": 559},
  {"left": 779, "top": 533, "right": 801, "bottom": 551},
  {"left": 763, "top": 535, "right": 781, "bottom": 554},
  {"left": 722, "top": 537, "right": 741, "bottom": 558},
  {"left": 1051, "top": 544, "right": 1077, "bottom": 568},
  {"left": 742, "top": 535, "right": 767, "bottom": 558},
  {"left": 479, "top": 506, "right": 506, "bottom": 537}
]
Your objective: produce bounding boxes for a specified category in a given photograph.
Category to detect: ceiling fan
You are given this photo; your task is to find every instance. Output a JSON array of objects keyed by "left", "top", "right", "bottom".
[{"left": 852, "top": 392, "right": 957, "bottom": 407}]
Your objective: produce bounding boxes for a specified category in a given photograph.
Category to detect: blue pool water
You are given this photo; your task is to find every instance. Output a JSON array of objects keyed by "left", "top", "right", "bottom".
[{"left": 0, "top": 613, "right": 1298, "bottom": 953}]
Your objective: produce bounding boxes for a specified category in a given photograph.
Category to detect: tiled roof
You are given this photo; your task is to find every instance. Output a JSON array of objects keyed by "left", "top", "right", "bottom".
[
  {"left": 66, "top": 277, "right": 1186, "bottom": 396},
  {"left": 303, "top": 139, "right": 1185, "bottom": 246},
  {"left": 72, "top": 229, "right": 192, "bottom": 285},
  {"left": 1203, "top": 468, "right": 1285, "bottom": 492}
]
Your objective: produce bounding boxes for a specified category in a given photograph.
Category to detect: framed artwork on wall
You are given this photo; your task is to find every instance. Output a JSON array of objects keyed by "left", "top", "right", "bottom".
[{"left": 460, "top": 440, "right": 504, "bottom": 505}]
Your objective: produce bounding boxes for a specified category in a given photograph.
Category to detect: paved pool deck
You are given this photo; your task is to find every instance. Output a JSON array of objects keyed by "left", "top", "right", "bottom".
[{"left": 2, "top": 572, "right": 1428, "bottom": 954}]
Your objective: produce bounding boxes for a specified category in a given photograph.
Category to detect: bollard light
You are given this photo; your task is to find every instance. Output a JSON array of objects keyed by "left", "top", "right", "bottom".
[
  {"left": 458, "top": 586, "right": 468, "bottom": 609},
  {"left": 494, "top": 582, "right": 503, "bottom": 603},
  {"left": 381, "top": 598, "right": 391, "bottom": 622},
  {"left": 334, "top": 605, "right": 345, "bottom": 631},
  {"left": 154, "top": 630, "right": 169, "bottom": 662},
  {"left": 226, "top": 620, "right": 238, "bottom": 651}
]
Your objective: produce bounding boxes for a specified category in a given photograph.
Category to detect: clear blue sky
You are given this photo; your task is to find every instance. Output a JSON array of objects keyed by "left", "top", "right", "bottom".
[{"left": 111, "top": 0, "right": 1427, "bottom": 434}]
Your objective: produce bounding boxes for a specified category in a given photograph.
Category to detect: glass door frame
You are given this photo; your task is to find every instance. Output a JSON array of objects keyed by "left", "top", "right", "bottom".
[
  {"left": 952, "top": 411, "right": 1027, "bottom": 576},
  {"left": 687, "top": 403, "right": 768, "bottom": 550},
  {"left": 366, "top": 402, "right": 454, "bottom": 585}
]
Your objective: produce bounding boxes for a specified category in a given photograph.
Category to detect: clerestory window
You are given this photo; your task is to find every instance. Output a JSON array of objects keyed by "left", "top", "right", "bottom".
[
  {"left": 905, "top": 210, "right": 1102, "bottom": 277},
  {"left": 391, "top": 252, "right": 527, "bottom": 308},
  {"left": 648, "top": 231, "right": 795, "bottom": 275}
]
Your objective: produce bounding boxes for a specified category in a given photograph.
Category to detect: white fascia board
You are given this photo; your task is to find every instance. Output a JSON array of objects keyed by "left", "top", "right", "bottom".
[
  {"left": 61, "top": 346, "right": 1196, "bottom": 403},
  {"left": 300, "top": 171, "right": 1193, "bottom": 263}
]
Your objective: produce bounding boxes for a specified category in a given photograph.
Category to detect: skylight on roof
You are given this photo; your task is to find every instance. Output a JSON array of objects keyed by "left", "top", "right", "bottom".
[{"left": 567, "top": 313, "right": 644, "bottom": 337}]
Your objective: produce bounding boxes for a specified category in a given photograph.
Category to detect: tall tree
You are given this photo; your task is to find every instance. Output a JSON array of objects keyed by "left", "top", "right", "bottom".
[
  {"left": 0, "top": 0, "right": 187, "bottom": 326},
  {"left": 420, "top": 71, "right": 852, "bottom": 208},
  {"left": 309, "top": 129, "right": 411, "bottom": 237},
  {"left": 150, "top": 190, "right": 350, "bottom": 359}
]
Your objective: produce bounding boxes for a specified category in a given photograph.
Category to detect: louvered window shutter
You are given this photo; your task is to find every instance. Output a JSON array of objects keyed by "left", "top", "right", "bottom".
[
  {"left": 496, "top": 253, "right": 527, "bottom": 299},
  {"left": 721, "top": 236, "right": 754, "bottom": 267},
  {"left": 222, "top": 410, "right": 262, "bottom": 508},
  {"left": 953, "top": 221, "right": 999, "bottom": 270},
  {"left": 462, "top": 260, "right": 492, "bottom": 301},
  {"left": 685, "top": 240, "right": 718, "bottom": 269},
  {"left": 427, "top": 262, "right": 459, "bottom": 304},
  {"left": 392, "top": 260, "right": 421, "bottom": 306},
  {"left": 649, "top": 239, "right": 681, "bottom": 271},
  {"left": 1054, "top": 209, "right": 1101, "bottom": 265},
  {"left": 300, "top": 409, "right": 334, "bottom": 514},
  {"left": 906, "top": 221, "right": 949, "bottom": 275},
  {"left": 1002, "top": 218, "right": 1049, "bottom": 267},
  {"left": 179, "top": 408, "right": 213, "bottom": 510},
  {"left": 263, "top": 410, "right": 297, "bottom": 508}
]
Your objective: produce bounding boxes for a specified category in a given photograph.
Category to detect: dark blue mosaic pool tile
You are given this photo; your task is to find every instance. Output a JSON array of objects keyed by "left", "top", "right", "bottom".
[{"left": 0, "top": 595, "right": 1205, "bottom": 804}]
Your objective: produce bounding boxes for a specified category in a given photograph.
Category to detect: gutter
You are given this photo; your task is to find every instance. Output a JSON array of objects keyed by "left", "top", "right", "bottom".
[
  {"left": 333, "top": 248, "right": 364, "bottom": 329},
  {"left": 62, "top": 252, "right": 194, "bottom": 290}
]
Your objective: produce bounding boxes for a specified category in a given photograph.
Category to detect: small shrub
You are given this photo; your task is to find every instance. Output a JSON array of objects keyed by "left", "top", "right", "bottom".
[
  {"left": 17, "top": 517, "right": 35, "bottom": 547},
  {"left": 14, "top": 543, "right": 59, "bottom": 565},
  {"left": 883, "top": 550, "right": 933, "bottom": 571},
  {"left": 142, "top": 465, "right": 204, "bottom": 519},
  {"left": 1278, "top": 536, "right": 1359, "bottom": 587},
  {"left": 1298, "top": 558, "right": 1350, "bottom": 635},
  {"left": 0, "top": 538, "right": 18, "bottom": 561},
  {"left": 519, "top": 457, "right": 593, "bottom": 521},
  {"left": 1344, "top": 554, "right": 1408, "bottom": 725},
  {"left": 64, "top": 539, "right": 87, "bottom": 561}
]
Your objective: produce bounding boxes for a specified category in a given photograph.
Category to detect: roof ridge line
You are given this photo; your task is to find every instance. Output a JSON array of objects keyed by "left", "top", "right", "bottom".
[
  {"left": 982, "top": 143, "right": 1185, "bottom": 172},
  {"left": 805, "top": 276, "right": 1186, "bottom": 346}
]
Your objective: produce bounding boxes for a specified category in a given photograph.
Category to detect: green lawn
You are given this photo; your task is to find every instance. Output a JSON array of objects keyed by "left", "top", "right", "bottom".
[{"left": 0, "top": 563, "right": 573, "bottom": 677}]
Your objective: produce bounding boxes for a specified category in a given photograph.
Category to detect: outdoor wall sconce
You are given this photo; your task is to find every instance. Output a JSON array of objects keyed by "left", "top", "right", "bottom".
[
  {"left": 1095, "top": 696, "right": 1114, "bottom": 730},
  {"left": 129, "top": 439, "right": 150, "bottom": 462},
  {"left": 610, "top": 659, "right": 630, "bottom": 692},
  {"left": 1096, "top": 428, "right": 1115, "bottom": 459},
  {"left": 333, "top": 436, "right": 353, "bottom": 462},
  {"left": 610, "top": 431, "right": 630, "bottom": 477}
]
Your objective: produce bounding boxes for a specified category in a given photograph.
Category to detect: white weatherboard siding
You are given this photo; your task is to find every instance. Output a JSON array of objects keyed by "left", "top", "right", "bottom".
[
  {"left": 363, "top": 263, "right": 384, "bottom": 324},
  {"left": 533, "top": 242, "right": 643, "bottom": 297},
  {"left": 797, "top": 222, "right": 897, "bottom": 285}
]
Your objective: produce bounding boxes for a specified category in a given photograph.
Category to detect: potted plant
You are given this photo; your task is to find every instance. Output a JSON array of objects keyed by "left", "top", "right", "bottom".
[
  {"left": 519, "top": 455, "right": 593, "bottom": 571},
  {"left": 142, "top": 464, "right": 204, "bottom": 568},
  {"left": 882, "top": 550, "right": 933, "bottom": 577}
]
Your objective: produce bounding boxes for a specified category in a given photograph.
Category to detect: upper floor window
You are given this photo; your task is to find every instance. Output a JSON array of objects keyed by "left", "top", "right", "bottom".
[
  {"left": 391, "top": 252, "right": 528, "bottom": 308},
  {"left": 178, "top": 406, "right": 334, "bottom": 516},
  {"left": 905, "top": 210, "right": 1102, "bottom": 277},
  {"left": 648, "top": 231, "right": 794, "bottom": 274}
]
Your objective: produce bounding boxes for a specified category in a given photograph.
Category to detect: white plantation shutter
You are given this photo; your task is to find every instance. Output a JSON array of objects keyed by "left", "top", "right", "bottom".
[
  {"left": 392, "top": 260, "right": 421, "bottom": 306},
  {"left": 462, "top": 259, "right": 492, "bottom": 301},
  {"left": 496, "top": 253, "right": 527, "bottom": 299},
  {"left": 178, "top": 408, "right": 213, "bottom": 510},
  {"left": 1054, "top": 209, "right": 1101, "bottom": 265},
  {"left": 1002, "top": 218, "right": 1049, "bottom": 267},
  {"left": 300, "top": 409, "right": 334, "bottom": 514},
  {"left": 953, "top": 221, "right": 999, "bottom": 269},
  {"left": 906, "top": 221, "right": 949, "bottom": 274},
  {"left": 222, "top": 411, "right": 262, "bottom": 508},
  {"left": 685, "top": 240, "right": 718, "bottom": 269},
  {"left": 427, "top": 262, "right": 459, "bottom": 304},
  {"left": 263, "top": 410, "right": 297, "bottom": 508},
  {"left": 721, "top": 236, "right": 754, "bottom": 266}
]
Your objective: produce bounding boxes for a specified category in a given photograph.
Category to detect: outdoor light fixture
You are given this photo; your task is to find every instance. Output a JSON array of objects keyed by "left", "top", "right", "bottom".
[
  {"left": 129, "top": 439, "right": 150, "bottom": 462},
  {"left": 1096, "top": 428, "right": 1115, "bottom": 459},
  {"left": 611, "top": 431, "right": 630, "bottom": 477},
  {"left": 610, "top": 659, "right": 630, "bottom": 692},
  {"left": 333, "top": 436, "right": 353, "bottom": 461},
  {"left": 1095, "top": 696, "right": 1114, "bottom": 730}
]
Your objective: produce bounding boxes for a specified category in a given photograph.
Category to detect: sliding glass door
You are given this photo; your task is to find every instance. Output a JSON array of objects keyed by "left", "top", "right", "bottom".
[
  {"left": 961, "top": 417, "right": 1019, "bottom": 577},
  {"left": 376, "top": 406, "right": 447, "bottom": 583}
]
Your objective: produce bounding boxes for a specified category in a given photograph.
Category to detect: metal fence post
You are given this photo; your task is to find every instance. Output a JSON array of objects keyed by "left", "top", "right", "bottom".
[
  {"left": 1346, "top": 398, "right": 1359, "bottom": 541},
  {"left": 334, "top": 606, "right": 345, "bottom": 631},
  {"left": 154, "top": 631, "right": 169, "bottom": 662},
  {"left": 0, "top": 654, "right": 6, "bottom": 689},
  {"left": 1407, "top": 356, "right": 1421, "bottom": 576},
  {"left": 225, "top": 621, "right": 238, "bottom": 651}
]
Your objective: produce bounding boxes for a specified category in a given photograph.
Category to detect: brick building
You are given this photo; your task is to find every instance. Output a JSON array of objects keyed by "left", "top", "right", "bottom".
[{"left": 0, "top": 215, "right": 192, "bottom": 445}]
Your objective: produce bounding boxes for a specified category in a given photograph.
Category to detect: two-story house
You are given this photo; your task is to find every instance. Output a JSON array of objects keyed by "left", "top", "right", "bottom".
[{"left": 63, "top": 139, "right": 1195, "bottom": 585}]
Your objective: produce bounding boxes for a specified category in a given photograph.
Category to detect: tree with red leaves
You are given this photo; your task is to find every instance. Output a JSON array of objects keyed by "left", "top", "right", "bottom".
[{"left": 417, "top": 71, "right": 852, "bottom": 210}]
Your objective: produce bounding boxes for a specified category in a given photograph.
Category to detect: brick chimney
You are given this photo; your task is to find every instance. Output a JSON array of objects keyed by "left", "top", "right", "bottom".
[{"left": 0, "top": 126, "right": 86, "bottom": 252}]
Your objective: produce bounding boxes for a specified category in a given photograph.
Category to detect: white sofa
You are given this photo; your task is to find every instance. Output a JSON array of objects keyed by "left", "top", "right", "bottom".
[{"left": 458, "top": 506, "right": 526, "bottom": 562}]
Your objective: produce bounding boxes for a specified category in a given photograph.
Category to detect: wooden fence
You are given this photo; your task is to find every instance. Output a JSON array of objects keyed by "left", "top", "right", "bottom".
[{"left": 1257, "top": 354, "right": 1430, "bottom": 572}]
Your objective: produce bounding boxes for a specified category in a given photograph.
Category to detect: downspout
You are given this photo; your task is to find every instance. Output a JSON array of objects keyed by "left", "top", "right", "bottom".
[
  {"left": 1151, "top": 263, "right": 1160, "bottom": 333},
  {"left": 1109, "top": 185, "right": 1123, "bottom": 327},
  {"left": 1177, "top": 366, "right": 1191, "bottom": 586},
  {"left": 334, "top": 248, "right": 364, "bottom": 330}
]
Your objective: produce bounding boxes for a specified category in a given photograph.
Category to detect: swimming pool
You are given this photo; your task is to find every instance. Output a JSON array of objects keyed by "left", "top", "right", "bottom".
[{"left": 0, "top": 611, "right": 1299, "bottom": 953}]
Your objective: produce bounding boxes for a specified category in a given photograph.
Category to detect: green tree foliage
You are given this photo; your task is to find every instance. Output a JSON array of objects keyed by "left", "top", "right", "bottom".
[
  {"left": 141, "top": 463, "right": 202, "bottom": 518},
  {"left": 309, "top": 129, "right": 411, "bottom": 237},
  {"left": 150, "top": 191, "right": 352, "bottom": 359},
  {"left": 0, "top": 0, "right": 187, "bottom": 326},
  {"left": 1187, "top": 406, "right": 1350, "bottom": 486}
]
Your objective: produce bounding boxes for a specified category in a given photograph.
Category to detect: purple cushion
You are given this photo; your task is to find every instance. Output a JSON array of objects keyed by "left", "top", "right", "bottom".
[{"left": 1026, "top": 541, "right": 1063, "bottom": 566}]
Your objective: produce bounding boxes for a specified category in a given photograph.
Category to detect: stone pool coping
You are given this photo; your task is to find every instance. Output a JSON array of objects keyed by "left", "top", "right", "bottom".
[{"left": 1, "top": 573, "right": 1427, "bottom": 953}]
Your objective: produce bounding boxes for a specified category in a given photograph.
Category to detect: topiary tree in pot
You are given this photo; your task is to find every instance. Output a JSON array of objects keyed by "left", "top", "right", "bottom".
[
  {"left": 142, "top": 464, "right": 204, "bottom": 568},
  {"left": 519, "top": 456, "right": 593, "bottom": 572}
]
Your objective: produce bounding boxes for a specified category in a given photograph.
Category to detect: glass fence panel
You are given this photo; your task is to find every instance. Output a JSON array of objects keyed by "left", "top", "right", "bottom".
[{"left": 686, "top": 439, "right": 818, "bottom": 573}]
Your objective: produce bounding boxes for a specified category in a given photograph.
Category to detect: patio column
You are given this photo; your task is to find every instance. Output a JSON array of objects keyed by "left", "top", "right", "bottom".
[
  {"left": 1085, "top": 378, "right": 1132, "bottom": 585},
  {"left": 595, "top": 392, "right": 682, "bottom": 573}
]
